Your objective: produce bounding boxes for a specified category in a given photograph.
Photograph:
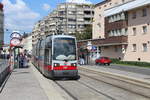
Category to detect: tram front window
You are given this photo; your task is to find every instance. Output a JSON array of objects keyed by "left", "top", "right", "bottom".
[{"left": 53, "top": 38, "right": 76, "bottom": 61}]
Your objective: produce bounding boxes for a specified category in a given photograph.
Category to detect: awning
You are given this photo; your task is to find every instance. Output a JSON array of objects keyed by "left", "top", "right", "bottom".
[{"left": 104, "top": 0, "right": 150, "bottom": 17}]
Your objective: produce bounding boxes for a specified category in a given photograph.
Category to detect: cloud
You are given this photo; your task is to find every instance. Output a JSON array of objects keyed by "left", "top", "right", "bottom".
[
  {"left": 42, "top": 3, "right": 51, "bottom": 11},
  {"left": 2, "top": 0, "right": 40, "bottom": 32},
  {"left": 66, "top": 0, "right": 92, "bottom": 4}
]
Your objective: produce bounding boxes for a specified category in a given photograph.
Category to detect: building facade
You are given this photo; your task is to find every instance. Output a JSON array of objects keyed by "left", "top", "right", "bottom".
[
  {"left": 21, "top": 34, "right": 32, "bottom": 54},
  {"left": 32, "top": 3, "right": 94, "bottom": 46},
  {"left": 92, "top": 0, "right": 133, "bottom": 39},
  {"left": 0, "top": 3, "right": 4, "bottom": 49},
  {"left": 57, "top": 3, "right": 94, "bottom": 34},
  {"left": 79, "top": 0, "right": 150, "bottom": 62},
  {"left": 32, "top": 21, "right": 41, "bottom": 46}
]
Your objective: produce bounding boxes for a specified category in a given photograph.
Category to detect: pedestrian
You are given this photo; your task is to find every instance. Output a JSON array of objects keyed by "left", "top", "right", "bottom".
[
  {"left": 19, "top": 53, "right": 24, "bottom": 68},
  {"left": 23, "top": 54, "right": 28, "bottom": 68}
]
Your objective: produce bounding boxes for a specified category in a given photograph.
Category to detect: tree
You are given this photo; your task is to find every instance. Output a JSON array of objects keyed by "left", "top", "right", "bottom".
[
  {"left": 73, "top": 25, "right": 92, "bottom": 40},
  {"left": 82, "top": 25, "right": 92, "bottom": 40}
]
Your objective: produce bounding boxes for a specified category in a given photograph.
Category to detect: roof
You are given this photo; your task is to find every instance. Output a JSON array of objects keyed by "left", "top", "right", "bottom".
[
  {"left": 104, "top": 0, "right": 150, "bottom": 17},
  {"left": 95, "top": 0, "right": 110, "bottom": 7},
  {"left": 52, "top": 35, "right": 75, "bottom": 39}
]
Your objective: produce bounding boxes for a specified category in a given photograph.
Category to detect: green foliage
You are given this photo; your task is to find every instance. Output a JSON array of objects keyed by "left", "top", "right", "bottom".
[
  {"left": 73, "top": 25, "right": 92, "bottom": 40},
  {"left": 111, "top": 58, "right": 150, "bottom": 68},
  {"left": 0, "top": 40, "right": 3, "bottom": 48}
]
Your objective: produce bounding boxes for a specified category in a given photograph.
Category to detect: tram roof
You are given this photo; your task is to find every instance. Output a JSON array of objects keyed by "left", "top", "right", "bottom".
[{"left": 51, "top": 34, "right": 75, "bottom": 39}]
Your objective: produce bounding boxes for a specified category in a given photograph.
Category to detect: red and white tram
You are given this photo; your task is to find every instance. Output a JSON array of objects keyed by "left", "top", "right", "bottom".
[{"left": 32, "top": 35, "right": 78, "bottom": 79}]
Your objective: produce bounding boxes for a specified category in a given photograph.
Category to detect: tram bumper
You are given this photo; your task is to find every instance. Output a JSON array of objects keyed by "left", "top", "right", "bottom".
[{"left": 52, "top": 70, "right": 78, "bottom": 78}]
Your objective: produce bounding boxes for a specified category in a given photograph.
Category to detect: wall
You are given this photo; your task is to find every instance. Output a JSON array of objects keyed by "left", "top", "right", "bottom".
[{"left": 124, "top": 6, "right": 150, "bottom": 62}]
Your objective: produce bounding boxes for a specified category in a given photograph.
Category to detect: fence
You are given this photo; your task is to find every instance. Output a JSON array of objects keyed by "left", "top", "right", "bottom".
[{"left": 0, "top": 59, "right": 10, "bottom": 86}]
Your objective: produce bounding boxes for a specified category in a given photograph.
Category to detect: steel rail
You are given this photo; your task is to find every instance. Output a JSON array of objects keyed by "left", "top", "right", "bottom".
[{"left": 79, "top": 67, "right": 150, "bottom": 99}]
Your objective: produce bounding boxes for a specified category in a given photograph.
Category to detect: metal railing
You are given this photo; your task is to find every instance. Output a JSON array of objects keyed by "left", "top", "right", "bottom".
[{"left": 0, "top": 58, "right": 10, "bottom": 86}]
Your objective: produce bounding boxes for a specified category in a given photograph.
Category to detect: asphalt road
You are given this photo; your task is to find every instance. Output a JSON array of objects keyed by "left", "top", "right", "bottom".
[{"left": 96, "top": 64, "right": 150, "bottom": 75}]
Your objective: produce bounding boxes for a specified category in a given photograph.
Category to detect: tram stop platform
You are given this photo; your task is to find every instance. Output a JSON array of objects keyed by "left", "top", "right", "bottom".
[{"left": 0, "top": 63, "right": 66, "bottom": 100}]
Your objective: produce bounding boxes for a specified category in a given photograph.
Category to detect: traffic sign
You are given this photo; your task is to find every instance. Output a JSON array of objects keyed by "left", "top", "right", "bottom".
[
  {"left": 10, "top": 31, "right": 21, "bottom": 39},
  {"left": 10, "top": 38, "right": 21, "bottom": 47}
]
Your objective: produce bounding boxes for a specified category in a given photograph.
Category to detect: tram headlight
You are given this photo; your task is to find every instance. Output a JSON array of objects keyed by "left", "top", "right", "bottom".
[
  {"left": 71, "top": 63, "right": 77, "bottom": 67},
  {"left": 54, "top": 63, "right": 60, "bottom": 67}
]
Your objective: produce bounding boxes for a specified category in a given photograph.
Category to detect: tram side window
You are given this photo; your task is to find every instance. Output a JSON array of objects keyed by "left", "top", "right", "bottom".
[
  {"left": 36, "top": 42, "right": 39, "bottom": 57},
  {"left": 40, "top": 40, "right": 45, "bottom": 57},
  {"left": 45, "top": 49, "right": 50, "bottom": 65}
]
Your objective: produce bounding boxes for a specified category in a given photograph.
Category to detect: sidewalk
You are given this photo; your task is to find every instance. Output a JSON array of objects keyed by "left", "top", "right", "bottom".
[
  {"left": 0, "top": 67, "right": 49, "bottom": 100},
  {"left": 79, "top": 65, "right": 150, "bottom": 82}
]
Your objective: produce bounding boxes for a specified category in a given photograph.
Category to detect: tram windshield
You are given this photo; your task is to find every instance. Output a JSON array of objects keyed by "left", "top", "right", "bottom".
[{"left": 53, "top": 38, "right": 76, "bottom": 61}]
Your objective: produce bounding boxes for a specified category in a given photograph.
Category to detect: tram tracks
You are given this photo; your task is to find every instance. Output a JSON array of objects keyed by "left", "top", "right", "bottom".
[
  {"left": 79, "top": 67, "right": 150, "bottom": 99},
  {"left": 53, "top": 67, "right": 150, "bottom": 100},
  {"left": 77, "top": 81, "right": 116, "bottom": 100},
  {"left": 54, "top": 81, "right": 78, "bottom": 100},
  {"left": 54, "top": 79, "right": 116, "bottom": 100}
]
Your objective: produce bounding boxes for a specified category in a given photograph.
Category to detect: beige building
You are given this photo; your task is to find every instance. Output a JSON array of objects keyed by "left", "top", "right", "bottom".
[
  {"left": 79, "top": 0, "right": 150, "bottom": 62},
  {"left": 93, "top": 0, "right": 132, "bottom": 39},
  {"left": 32, "top": 3, "right": 94, "bottom": 46},
  {"left": 0, "top": 3, "right": 4, "bottom": 49},
  {"left": 32, "top": 21, "right": 41, "bottom": 46}
]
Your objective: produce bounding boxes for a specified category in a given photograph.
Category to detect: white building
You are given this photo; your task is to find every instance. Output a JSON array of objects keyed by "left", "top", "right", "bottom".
[{"left": 21, "top": 34, "right": 32, "bottom": 54}]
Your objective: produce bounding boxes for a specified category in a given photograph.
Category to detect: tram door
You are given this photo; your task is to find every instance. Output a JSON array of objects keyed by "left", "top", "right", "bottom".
[{"left": 44, "top": 48, "right": 52, "bottom": 67}]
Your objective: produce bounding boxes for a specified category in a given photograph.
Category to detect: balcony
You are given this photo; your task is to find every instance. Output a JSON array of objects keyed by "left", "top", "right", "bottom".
[
  {"left": 105, "top": 18, "right": 128, "bottom": 32},
  {"left": 77, "top": 36, "right": 128, "bottom": 48},
  {"left": 92, "top": 36, "right": 128, "bottom": 46}
]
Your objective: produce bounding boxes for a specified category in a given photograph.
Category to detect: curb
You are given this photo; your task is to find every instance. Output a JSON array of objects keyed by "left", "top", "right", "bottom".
[
  {"left": 79, "top": 66, "right": 150, "bottom": 88},
  {"left": 79, "top": 66, "right": 150, "bottom": 98},
  {"left": 30, "top": 63, "right": 66, "bottom": 100}
]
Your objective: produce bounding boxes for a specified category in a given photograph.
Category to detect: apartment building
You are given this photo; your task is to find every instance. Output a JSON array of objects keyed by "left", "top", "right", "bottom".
[
  {"left": 57, "top": 3, "right": 94, "bottom": 34},
  {"left": 0, "top": 3, "right": 4, "bottom": 49},
  {"left": 32, "top": 21, "right": 42, "bottom": 46},
  {"left": 93, "top": 0, "right": 132, "bottom": 39},
  {"left": 32, "top": 3, "right": 94, "bottom": 46},
  {"left": 78, "top": 0, "right": 150, "bottom": 62}
]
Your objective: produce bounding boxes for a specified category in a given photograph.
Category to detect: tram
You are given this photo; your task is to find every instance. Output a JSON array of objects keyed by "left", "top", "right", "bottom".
[{"left": 32, "top": 35, "right": 78, "bottom": 79}]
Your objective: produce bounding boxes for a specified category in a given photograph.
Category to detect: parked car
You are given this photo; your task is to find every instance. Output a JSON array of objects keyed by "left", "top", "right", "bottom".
[{"left": 95, "top": 57, "right": 112, "bottom": 65}]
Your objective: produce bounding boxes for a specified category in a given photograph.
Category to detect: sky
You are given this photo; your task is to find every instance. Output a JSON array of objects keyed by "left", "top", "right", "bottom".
[{"left": 0, "top": 0, "right": 102, "bottom": 43}]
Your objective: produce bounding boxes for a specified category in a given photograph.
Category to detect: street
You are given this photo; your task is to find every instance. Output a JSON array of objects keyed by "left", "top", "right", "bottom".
[{"left": 1, "top": 63, "right": 150, "bottom": 100}]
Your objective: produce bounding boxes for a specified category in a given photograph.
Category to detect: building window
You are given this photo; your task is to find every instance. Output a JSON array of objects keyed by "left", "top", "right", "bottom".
[
  {"left": 115, "top": 46, "right": 118, "bottom": 52},
  {"left": 142, "top": 8, "right": 147, "bottom": 17},
  {"left": 143, "top": 43, "right": 147, "bottom": 52},
  {"left": 132, "top": 44, "right": 136, "bottom": 52},
  {"left": 125, "top": 28, "right": 128, "bottom": 35},
  {"left": 132, "top": 12, "right": 136, "bottom": 19},
  {"left": 132, "top": 28, "right": 136, "bottom": 36},
  {"left": 68, "top": 18, "right": 76, "bottom": 22},
  {"left": 97, "top": 23, "right": 101, "bottom": 27},
  {"left": 142, "top": 26, "right": 147, "bottom": 34}
]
